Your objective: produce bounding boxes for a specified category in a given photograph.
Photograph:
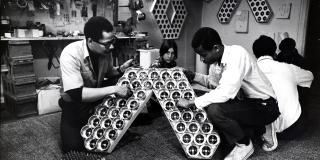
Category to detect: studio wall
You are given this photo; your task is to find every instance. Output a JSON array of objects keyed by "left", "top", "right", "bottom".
[
  {"left": 1, "top": 0, "right": 113, "bottom": 34},
  {"left": 1, "top": 0, "right": 203, "bottom": 72},
  {"left": 201, "top": 0, "right": 309, "bottom": 56}
]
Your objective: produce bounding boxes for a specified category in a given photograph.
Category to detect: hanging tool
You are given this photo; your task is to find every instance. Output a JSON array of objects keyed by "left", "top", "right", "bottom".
[
  {"left": 91, "top": 0, "right": 97, "bottom": 17},
  {"left": 27, "top": 0, "right": 35, "bottom": 11}
]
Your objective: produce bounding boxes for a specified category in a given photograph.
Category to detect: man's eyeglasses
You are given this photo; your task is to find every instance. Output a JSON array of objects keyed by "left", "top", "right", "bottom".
[{"left": 94, "top": 36, "right": 117, "bottom": 49}]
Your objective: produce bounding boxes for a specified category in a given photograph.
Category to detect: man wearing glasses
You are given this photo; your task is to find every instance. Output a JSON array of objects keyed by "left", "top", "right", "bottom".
[{"left": 59, "top": 16, "right": 134, "bottom": 153}]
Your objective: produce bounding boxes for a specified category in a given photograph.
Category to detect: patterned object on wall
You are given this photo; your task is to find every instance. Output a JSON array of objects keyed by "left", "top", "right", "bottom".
[
  {"left": 247, "top": 0, "right": 273, "bottom": 23},
  {"left": 217, "top": 0, "right": 273, "bottom": 24},
  {"left": 150, "top": 0, "right": 187, "bottom": 39},
  {"left": 217, "top": 0, "right": 241, "bottom": 24}
]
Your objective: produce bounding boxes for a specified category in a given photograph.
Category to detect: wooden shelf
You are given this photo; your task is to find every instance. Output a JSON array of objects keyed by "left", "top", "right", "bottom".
[
  {"left": 0, "top": 36, "right": 85, "bottom": 41},
  {"left": 0, "top": 35, "right": 147, "bottom": 41}
]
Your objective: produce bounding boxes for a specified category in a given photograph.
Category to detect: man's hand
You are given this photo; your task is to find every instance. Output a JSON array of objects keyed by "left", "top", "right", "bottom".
[
  {"left": 177, "top": 98, "right": 195, "bottom": 109},
  {"left": 120, "top": 59, "right": 135, "bottom": 72},
  {"left": 182, "top": 69, "right": 195, "bottom": 83},
  {"left": 115, "top": 86, "right": 132, "bottom": 98}
]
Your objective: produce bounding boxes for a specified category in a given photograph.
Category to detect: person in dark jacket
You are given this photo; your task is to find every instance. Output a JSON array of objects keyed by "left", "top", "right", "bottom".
[{"left": 276, "top": 38, "right": 306, "bottom": 69}]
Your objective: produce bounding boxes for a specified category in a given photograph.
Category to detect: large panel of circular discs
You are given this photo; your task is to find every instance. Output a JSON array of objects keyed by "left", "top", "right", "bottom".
[
  {"left": 151, "top": 68, "right": 220, "bottom": 159},
  {"left": 81, "top": 68, "right": 220, "bottom": 159},
  {"left": 247, "top": 0, "right": 273, "bottom": 23},
  {"left": 150, "top": 0, "right": 187, "bottom": 39}
]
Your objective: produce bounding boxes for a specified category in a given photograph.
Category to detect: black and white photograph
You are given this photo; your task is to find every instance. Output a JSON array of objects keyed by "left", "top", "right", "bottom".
[{"left": 0, "top": 0, "right": 319, "bottom": 160}]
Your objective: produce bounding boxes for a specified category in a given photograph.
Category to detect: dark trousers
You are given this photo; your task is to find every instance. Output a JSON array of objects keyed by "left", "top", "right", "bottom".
[
  {"left": 59, "top": 98, "right": 94, "bottom": 153},
  {"left": 277, "top": 86, "right": 310, "bottom": 140},
  {"left": 206, "top": 98, "right": 280, "bottom": 145}
]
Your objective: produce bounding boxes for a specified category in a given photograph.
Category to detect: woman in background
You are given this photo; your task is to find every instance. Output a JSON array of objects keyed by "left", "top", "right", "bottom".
[
  {"left": 140, "top": 39, "right": 179, "bottom": 121},
  {"left": 150, "top": 39, "right": 178, "bottom": 68}
]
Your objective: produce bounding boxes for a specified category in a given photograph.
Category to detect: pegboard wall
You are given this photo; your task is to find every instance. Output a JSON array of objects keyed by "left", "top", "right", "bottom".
[
  {"left": 0, "top": 0, "right": 113, "bottom": 34},
  {"left": 150, "top": 0, "right": 187, "bottom": 39},
  {"left": 81, "top": 68, "right": 220, "bottom": 159}
]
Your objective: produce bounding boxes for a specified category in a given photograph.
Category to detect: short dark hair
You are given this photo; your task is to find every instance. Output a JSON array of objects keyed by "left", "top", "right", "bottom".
[
  {"left": 159, "top": 39, "right": 178, "bottom": 59},
  {"left": 84, "top": 16, "right": 113, "bottom": 41},
  {"left": 279, "top": 38, "right": 296, "bottom": 51},
  {"left": 191, "top": 27, "right": 222, "bottom": 51},
  {"left": 252, "top": 35, "right": 277, "bottom": 58}
]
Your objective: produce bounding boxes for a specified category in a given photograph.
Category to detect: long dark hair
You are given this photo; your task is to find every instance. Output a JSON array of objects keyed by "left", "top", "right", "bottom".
[{"left": 159, "top": 39, "right": 178, "bottom": 59}]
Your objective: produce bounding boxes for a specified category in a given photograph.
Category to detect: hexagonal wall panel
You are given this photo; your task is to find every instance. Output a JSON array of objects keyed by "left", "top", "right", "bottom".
[
  {"left": 217, "top": 0, "right": 241, "bottom": 24},
  {"left": 150, "top": 0, "right": 187, "bottom": 39},
  {"left": 247, "top": 0, "right": 273, "bottom": 23}
]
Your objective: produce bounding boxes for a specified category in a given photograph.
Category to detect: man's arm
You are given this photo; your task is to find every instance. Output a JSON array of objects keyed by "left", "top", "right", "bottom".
[
  {"left": 194, "top": 48, "right": 248, "bottom": 109},
  {"left": 292, "top": 64, "right": 314, "bottom": 88},
  {"left": 82, "top": 86, "right": 122, "bottom": 102},
  {"left": 107, "top": 59, "right": 135, "bottom": 77},
  {"left": 107, "top": 66, "right": 124, "bottom": 77},
  {"left": 60, "top": 50, "right": 129, "bottom": 103},
  {"left": 193, "top": 64, "right": 221, "bottom": 89},
  {"left": 64, "top": 85, "right": 129, "bottom": 103}
]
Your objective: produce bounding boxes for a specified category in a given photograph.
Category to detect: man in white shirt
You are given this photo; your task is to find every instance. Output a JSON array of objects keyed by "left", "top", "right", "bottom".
[
  {"left": 252, "top": 35, "right": 314, "bottom": 151},
  {"left": 177, "top": 27, "right": 280, "bottom": 160}
]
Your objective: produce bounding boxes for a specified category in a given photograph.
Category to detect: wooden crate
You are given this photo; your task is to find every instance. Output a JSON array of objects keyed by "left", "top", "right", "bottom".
[
  {"left": 8, "top": 55, "right": 34, "bottom": 77},
  {"left": 4, "top": 93, "right": 38, "bottom": 118},
  {"left": 7, "top": 41, "right": 32, "bottom": 57},
  {"left": 2, "top": 74, "right": 36, "bottom": 98}
]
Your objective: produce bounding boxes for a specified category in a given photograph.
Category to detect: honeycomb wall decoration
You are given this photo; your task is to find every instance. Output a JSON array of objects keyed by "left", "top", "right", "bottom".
[
  {"left": 217, "top": 0, "right": 273, "bottom": 24},
  {"left": 81, "top": 68, "right": 220, "bottom": 159},
  {"left": 150, "top": 0, "right": 187, "bottom": 39},
  {"left": 246, "top": 0, "right": 273, "bottom": 23},
  {"left": 217, "top": 0, "right": 241, "bottom": 24}
]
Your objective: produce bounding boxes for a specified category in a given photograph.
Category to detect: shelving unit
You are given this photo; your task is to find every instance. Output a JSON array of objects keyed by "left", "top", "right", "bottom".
[{"left": 0, "top": 35, "right": 148, "bottom": 118}]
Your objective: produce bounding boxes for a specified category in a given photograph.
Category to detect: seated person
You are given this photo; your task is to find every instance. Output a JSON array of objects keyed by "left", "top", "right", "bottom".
[
  {"left": 150, "top": 39, "right": 178, "bottom": 68},
  {"left": 252, "top": 35, "right": 314, "bottom": 151},
  {"left": 59, "top": 16, "right": 136, "bottom": 153},
  {"left": 147, "top": 39, "right": 179, "bottom": 119},
  {"left": 276, "top": 37, "right": 307, "bottom": 69}
]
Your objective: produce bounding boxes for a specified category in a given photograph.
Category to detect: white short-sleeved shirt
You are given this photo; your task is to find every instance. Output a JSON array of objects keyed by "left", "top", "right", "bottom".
[
  {"left": 60, "top": 40, "right": 113, "bottom": 92},
  {"left": 257, "top": 56, "right": 314, "bottom": 132},
  {"left": 194, "top": 45, "right": 275, "bottom": 109}
]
